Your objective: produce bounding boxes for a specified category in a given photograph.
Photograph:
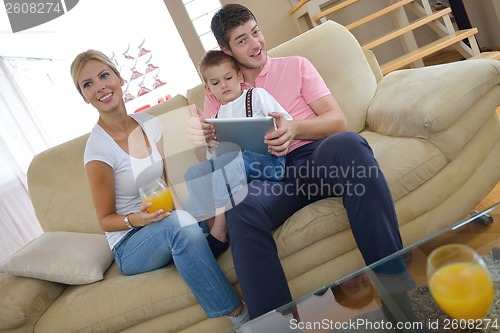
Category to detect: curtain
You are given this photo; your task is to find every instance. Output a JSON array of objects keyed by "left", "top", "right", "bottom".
[
  {"left": 0, "top": 175, "right": 43, "bottom": 263},
  {"left": 0, "top": 57, "right": 92, "bottom": 263}
]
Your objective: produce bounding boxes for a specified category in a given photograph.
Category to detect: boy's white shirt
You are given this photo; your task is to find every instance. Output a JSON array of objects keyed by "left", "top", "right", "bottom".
[{"left": 215, "top": 88, "right": 292, "bottom": 120}]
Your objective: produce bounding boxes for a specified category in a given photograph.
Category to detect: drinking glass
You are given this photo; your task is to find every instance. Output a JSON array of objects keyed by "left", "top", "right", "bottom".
[
  {"left": 427, "top": 244, "right": 494, "bottom": 320},
  {"left": 139, "top": 178, "right": 174, "bottom": 213}
]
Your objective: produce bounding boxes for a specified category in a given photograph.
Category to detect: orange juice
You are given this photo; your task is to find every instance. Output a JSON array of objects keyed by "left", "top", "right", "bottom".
[
  {"left": 429, "top": 262, "right": 494, "bottom": 320},
  {"left": 143, "top": 187, "right": 174, "bottom": 213}
]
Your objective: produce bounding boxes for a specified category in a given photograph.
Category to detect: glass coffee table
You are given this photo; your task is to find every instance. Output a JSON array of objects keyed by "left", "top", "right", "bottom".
[{"left": 228, "top": 202, "right": 500, "bottom": 332}]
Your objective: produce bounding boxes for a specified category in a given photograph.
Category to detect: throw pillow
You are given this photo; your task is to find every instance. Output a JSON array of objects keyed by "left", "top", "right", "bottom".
[{"left": 0, "top": 231, "right": 113, "bottom": 285}]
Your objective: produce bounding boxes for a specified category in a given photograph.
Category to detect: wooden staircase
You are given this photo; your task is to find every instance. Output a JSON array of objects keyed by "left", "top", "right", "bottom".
[{"left": 288, "top": 0, "right": 497, "bottom": 75}]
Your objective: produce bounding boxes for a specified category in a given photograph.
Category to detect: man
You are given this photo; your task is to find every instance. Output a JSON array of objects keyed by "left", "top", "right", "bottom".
[{"left": 195, "top": 4, "right": 405, "bottom": 320}]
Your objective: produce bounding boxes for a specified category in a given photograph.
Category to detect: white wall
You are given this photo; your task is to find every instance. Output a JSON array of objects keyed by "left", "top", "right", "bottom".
[{"left": 464, "top": 0, "right": 500, "bottom": 49}]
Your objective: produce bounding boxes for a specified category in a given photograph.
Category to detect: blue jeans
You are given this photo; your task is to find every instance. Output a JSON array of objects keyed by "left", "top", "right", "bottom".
[
  {"left": 243, "top": 150, "right": 285, "bottom": 181},
  {"left": 112, "top": 210, "right": 240, "bottom": 318}
]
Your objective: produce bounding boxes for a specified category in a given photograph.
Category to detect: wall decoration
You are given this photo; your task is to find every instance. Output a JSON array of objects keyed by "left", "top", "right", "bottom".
[{"left": 110, "top": 39, "right": 168, "bottom": 104}]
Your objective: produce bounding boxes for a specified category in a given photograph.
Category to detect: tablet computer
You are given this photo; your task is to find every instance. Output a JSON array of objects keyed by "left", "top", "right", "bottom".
[{"left": 205, "top": 117, "right": 275, "bottom": 155}]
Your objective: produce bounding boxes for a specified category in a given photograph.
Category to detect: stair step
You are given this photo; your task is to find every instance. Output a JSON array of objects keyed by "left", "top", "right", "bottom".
[
  {"left": 311, "top": 0, "right": 359, "bottom": 22},
  {"left": 346, "top": 0, "right": 415, "bottom": 31},
  {"left": 380, "top": 28, "right": 478, "bottom": 74},
  {"left": 468, "top": 51, "right": 500, "bottom": 60},
  {"left": 289, "top": 0, "right": 310, "bottom": 15},
  {"left": 362, "top": 7, "right": 451, "bottom": 50}
]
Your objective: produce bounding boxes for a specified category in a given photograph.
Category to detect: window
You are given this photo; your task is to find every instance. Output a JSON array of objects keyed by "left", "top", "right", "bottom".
[{"left": 183, "top": 0, "right": 221, "bottom": 51}]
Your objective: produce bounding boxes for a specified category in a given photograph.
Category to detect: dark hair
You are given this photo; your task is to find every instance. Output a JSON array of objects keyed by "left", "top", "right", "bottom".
[
  {"left": 198, "top": 50, "right": 240, "bottom": 83},
  {"left": 211, "top": 4, "right": 257, "bottom": 49}
]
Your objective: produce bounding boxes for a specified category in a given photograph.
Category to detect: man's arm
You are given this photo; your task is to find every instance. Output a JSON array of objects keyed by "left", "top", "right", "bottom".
[
  {"left": 265, "top": 94, "right": 347, "bottom": 156},
  {"left": 292, "top": 94, "right": 347, "bottom": 140}
]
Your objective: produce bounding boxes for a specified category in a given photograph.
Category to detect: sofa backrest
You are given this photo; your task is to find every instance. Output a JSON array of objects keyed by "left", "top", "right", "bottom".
[
  {"left": 147, "top": 104, "right": 200, "bottom": 203},
  {"left": 27, "top": 94, "right": 189, "bottom": 233},
  {"left": 187, "top": 20, "right": 378, "bottom": 133}
]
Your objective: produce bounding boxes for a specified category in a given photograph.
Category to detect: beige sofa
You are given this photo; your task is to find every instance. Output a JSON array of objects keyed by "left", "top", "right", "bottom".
[{"left": 1, "top": 21, "right": 499, "bottom": 333}]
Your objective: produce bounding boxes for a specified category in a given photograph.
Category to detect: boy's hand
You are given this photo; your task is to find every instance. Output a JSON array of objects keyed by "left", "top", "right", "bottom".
[
  {"left": 265, "top": 112, "right": 295, "bottom": 156},
  {"left": 186, "top": 103, "right": 216, "bottom": 146}
]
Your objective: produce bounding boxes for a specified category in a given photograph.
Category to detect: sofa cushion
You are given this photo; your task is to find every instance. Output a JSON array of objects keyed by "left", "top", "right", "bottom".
[
  {"left": 34, "top": 263, "right": 209, "bottom": 333},
  {"left": 361, "top": 131, "right": 448, "bottom": 204},
  {"left": 0, "top": 273, "right": 65, "bottom": 330},
  {"left": 27, "top": 133, "right": 101, "bottom": 234},
  {"left": 367, "top": 60, "right": 500, "bottom": 140},
  {"left": 0, "top": 232, "right": 113, "bottom": 285},
  {"left": 273, "top": 197, "right": 349, "bottom": 259}
]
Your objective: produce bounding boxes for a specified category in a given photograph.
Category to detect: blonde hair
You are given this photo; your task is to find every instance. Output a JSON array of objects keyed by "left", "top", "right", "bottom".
[
  {"left": 198, "top": 50, "right": 239, "bottom": 83},
  {"left": 70, "top": 49, "right": 121, "bottom": 96}
]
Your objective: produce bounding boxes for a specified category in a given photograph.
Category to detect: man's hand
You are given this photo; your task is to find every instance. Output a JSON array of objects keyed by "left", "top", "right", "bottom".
[{"left": 265, "top": 112, "right": 295, "bottom": 156}]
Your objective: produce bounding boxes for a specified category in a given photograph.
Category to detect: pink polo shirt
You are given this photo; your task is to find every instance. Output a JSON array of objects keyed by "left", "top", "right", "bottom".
[{"left": 203, "top": 56, "right": 332, "bottom": 152}]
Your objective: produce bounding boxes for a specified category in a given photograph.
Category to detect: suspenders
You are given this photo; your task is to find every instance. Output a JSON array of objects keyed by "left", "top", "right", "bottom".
[{"left": 245, "top": 88, "right": 253, "bottom": 117}]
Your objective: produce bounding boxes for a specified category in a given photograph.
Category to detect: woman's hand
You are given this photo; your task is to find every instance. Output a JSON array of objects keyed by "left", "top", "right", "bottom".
[
  {"left": 265, "top": 112, "right": 295, "bottom": 156},
  {"left": 130, "top": 202, "right": 171, "bottom": 227}
]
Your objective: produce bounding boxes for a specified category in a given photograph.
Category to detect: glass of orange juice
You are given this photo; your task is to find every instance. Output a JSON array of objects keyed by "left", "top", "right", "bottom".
[
  {"left": 427, "top": 244, "right": 494, "bottom": 320},
  {"left": 139, "top": 178, "right": 175, "bottom": 213}
]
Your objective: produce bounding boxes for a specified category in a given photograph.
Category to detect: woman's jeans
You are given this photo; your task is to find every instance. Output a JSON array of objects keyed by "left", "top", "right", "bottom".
[{"left": 112, "top": 210, "right": 240, "bottom": 318}]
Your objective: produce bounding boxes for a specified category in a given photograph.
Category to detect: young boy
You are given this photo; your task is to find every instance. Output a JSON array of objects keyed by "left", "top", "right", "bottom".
[{"left": 184, "top": 50, "right": 292, "bottom": 256}]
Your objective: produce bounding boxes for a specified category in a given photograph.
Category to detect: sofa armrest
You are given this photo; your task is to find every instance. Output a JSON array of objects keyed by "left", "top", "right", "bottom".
[
  {"left": 186, "top": 83, "right": 206, "bottom": 112},
  {"left": 364, "top": 50, "right": 383, "bottom": 83},
  {"left": 0, "top": 273, "right": 66, "bottom": 330},
  {"left": 367, "top": 59, "right": 500, "bottom": 138}
]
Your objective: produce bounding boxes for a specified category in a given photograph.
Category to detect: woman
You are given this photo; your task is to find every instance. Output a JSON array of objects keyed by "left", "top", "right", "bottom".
[{"left": 70, "top": 49, "right": 248, "bottom": 326}]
